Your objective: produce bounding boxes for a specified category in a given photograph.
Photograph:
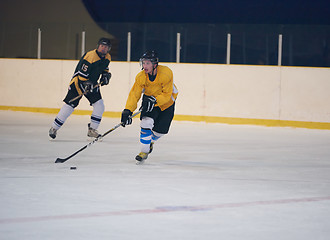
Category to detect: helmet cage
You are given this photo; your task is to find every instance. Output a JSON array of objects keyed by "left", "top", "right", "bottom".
[
  {"left": 139, "top": 50, "right": 159, "bottom": 70},
  {"left": 97, "top": 38, "right": 112, "bottom": 53}
]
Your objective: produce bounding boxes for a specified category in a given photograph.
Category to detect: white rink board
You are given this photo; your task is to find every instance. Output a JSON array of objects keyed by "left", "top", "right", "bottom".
[{"left": 1, "top": 58, "right": 330, "bottom": 122}]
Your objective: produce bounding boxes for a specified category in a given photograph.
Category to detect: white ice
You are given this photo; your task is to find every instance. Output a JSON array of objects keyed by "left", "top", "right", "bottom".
[{"left": 1, "top": 110, "right": 330, "bottom": 240}]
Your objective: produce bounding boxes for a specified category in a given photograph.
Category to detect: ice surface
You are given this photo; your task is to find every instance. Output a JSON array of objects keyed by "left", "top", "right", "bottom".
[{"left": 1, "top": 110, "right": 330, "bottom": 240}]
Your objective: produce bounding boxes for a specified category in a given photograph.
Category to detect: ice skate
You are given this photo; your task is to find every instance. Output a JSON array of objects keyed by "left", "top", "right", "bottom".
[
  {"left": 135, "top": 152, "right": 148, "bottom": 164},
  {"left": 149, "top": 142, "right": 154, "bottom": 153},
  {"left": 87, "top": 123, "right": 102, "bottom": 139},
  {"left": 49, "top": 127, "right": 57, "bottom": 139}
]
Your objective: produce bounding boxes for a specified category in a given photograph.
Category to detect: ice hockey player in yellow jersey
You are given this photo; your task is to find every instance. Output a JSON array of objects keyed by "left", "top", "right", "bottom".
[{"left": 121, "top": 50, "right": 178, "bottom": 164}]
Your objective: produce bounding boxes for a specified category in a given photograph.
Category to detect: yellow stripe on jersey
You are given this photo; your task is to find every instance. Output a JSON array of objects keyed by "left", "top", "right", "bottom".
[
  {"left": 84, "top": 50, "right": 111, "bottom": 65},
  {"left": 69, "top": 49, "right": 111, "bottom": 93},
  {"left": 77, "top": 51, "right": 111, "bottom": 82}
]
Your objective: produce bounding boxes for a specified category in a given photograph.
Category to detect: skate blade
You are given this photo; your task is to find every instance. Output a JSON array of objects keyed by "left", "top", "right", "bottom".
[
  {"left": 87, "top": 136, "right": 103, "bottom": 142},
  {"left": 136, "top": 160, "right": 145, "bottom": 165}
]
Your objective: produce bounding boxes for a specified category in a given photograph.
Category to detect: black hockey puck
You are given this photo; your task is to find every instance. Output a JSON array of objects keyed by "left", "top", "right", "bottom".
[{"left": 70, "top": 166, "right": 77, "bottom": 170}]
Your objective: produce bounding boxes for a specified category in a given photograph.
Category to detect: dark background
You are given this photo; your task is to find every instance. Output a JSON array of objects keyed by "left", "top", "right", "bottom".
[
  {"left": 1, "top": 0, "right": 330, "bottom": 66},
  {"left": 82, "top": 0, "right": 330, "bottom": 25}
]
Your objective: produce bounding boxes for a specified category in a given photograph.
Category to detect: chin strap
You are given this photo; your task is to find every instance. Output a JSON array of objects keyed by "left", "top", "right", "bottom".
[{"left": 151, "top": 63, "right": 158, "bottom": 75}]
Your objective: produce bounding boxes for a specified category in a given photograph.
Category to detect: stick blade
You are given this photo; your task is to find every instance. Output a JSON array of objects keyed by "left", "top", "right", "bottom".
[{"left": 55, "top": 158, "right": 65, "bottom": 163}]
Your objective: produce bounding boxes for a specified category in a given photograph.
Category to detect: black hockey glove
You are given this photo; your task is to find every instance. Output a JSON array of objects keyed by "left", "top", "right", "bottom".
[
  {"left": 100, "top": 72, "right": 111, "bottom": 86},
  {"left": 121, "top": 109, "right": 133, "bottom": 127},
  {"left": 142, "top": 94, "right": 157, "bottom": 113}
]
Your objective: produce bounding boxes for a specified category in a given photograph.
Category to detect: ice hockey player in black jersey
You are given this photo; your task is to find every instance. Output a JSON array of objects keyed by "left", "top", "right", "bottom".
[{"left": 49, "top": 37, "right": 112, "bottom": 139}]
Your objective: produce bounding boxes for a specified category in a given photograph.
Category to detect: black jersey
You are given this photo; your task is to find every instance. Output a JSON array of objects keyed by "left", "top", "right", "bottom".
[{"left": 72, "top": 49, "right": 111, "bottom": 85}]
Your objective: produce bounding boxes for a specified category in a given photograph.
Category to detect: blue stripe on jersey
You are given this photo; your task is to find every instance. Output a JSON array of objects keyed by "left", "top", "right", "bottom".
[
  {"left": 140, "top": 129, "right": 152, "bottom": 144},
  {"left": 152, "top": 132, "right": 160, "bottom": 141}
]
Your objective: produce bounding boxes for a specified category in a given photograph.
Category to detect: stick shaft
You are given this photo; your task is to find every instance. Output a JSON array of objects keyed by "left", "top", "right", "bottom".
[
  {"left": 68, "top": 82, "right": 102, "bottom": 103},
  {"left": 55, "top": 110, "right": 141, "bottom": 163}
]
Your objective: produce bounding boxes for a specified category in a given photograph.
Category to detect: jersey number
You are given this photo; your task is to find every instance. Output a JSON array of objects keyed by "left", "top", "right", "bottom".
[{"left": 81, "top": 64, "right": 88, "bottom": 72}]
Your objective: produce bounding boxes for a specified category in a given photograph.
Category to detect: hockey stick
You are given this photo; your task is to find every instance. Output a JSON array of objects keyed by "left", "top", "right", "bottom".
[
  {"left": 68, "top": 82, "right": 102, "bottom": 103},
  {"left": 55, "top": 110, "right": 141, "bottom": 163}
]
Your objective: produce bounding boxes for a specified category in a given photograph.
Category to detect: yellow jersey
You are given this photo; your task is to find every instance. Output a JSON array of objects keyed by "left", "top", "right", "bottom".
[{"left": 125, "top": 65, "right": 178, "bottom": 112}]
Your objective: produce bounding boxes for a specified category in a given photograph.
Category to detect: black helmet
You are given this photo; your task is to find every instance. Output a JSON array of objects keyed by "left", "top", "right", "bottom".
[
  {"left": 140, "top": 50, "right": 159, "bottom": 65},
  {"left": 97, "top": 37, "right": 112, "bottom": 52}
]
